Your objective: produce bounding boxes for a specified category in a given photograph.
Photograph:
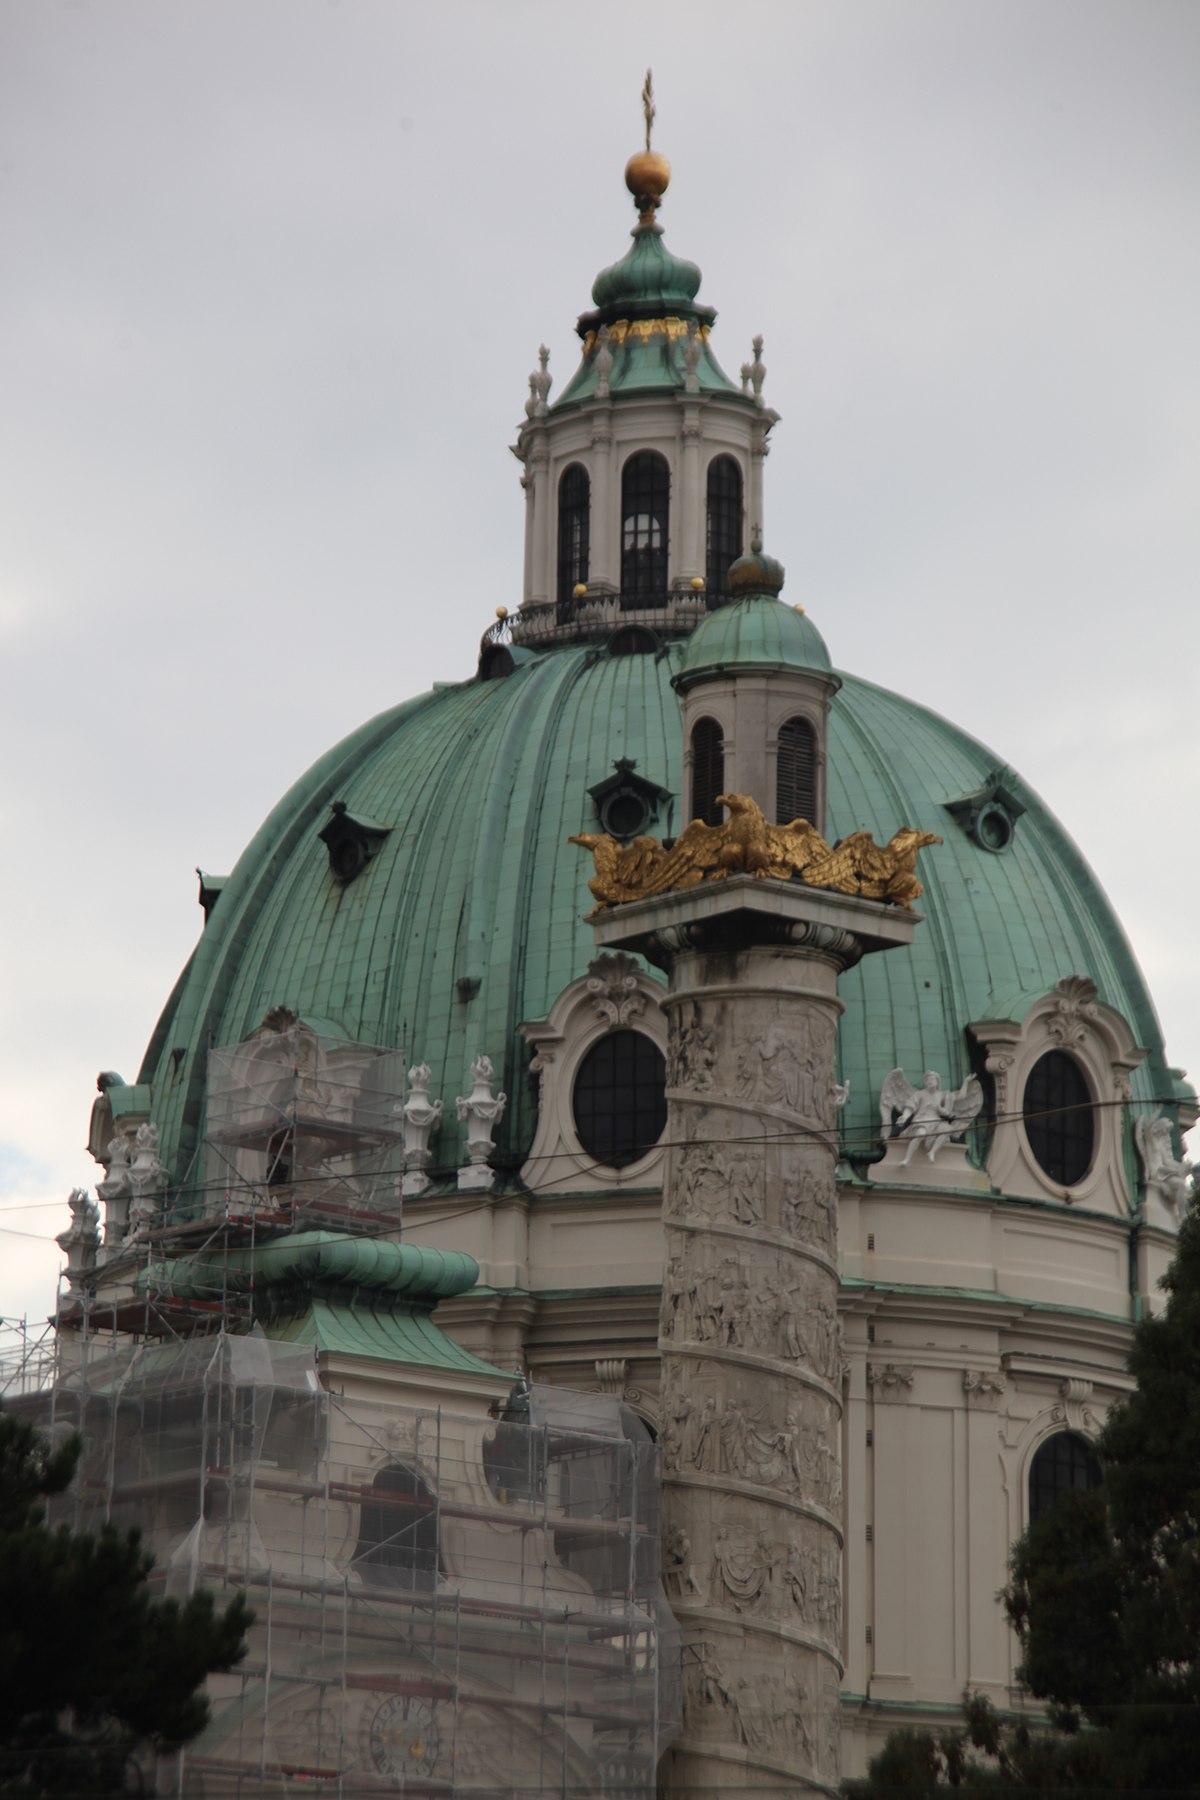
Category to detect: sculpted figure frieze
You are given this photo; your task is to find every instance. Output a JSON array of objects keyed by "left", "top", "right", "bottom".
[
  {"left": 735, "top": 1018, "right": 834, "bottom": 1120},
  {"left": 782, "top": 1168, "right": 837, "bottom": 1245},
  {"left": 667, "top": 1006, "right": 716, "bottom": 1092},
  {"left": 670, "top": 1140, "right": 763, "bottom": 1225}
]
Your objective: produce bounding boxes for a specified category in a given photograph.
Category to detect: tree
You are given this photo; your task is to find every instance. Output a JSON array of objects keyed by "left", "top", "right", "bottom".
[
  {"left": 846, "top": 1203, "right": 1200, "bottom": 1796},
  {"left": 0, "top": 1408, "right": 252, "bottom": 1798}
]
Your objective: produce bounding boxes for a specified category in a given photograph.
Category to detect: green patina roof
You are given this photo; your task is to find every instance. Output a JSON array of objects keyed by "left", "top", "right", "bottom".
[
  {"left": 591, "top": 224, "right": 703, "bottom": 318},
  {"left": 137, "top": 1232, "right": 506, "bottom": 1377},
  {"left": 139, "top": 640, "right": 1173, "bottom": 1190},
  {"left": 264, "top": 1300, "right": 507, "bottom": 1376},
  {"left": 552, "top": 218, "right": 746, "bottom": 409},
  {"left": 675, "top": 594, "right": 835, "bottom": 686}
]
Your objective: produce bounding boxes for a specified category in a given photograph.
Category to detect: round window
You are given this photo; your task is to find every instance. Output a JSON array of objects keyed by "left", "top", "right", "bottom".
[
  {"left": 600, "top": 788, "right": 652, "bottom": 839},
  {"left": 1023, "top": 1050, "right": 1094, "bottom": 1186},
  {"left": 974, "top": 803, "right": 1013, "bottom": 853},
  {"left": 572, "top": 1030, "right": 667, "bottom": 1169}
]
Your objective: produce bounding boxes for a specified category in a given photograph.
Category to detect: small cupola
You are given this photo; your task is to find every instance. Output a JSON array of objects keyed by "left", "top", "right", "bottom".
[
  {"left": 672, "top": 545, "right": 840, "bottom": 832},
  {"left": 507, "top": 75, "right": 777, "bottom": 646}
]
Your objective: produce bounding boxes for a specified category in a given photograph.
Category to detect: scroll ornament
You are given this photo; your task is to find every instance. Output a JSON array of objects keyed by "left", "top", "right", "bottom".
[{"left": 570, "top": 793, "right": 938, "bottom": 916}]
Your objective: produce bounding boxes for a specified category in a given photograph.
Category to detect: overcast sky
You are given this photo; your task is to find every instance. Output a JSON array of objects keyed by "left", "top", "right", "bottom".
[{"left": 2, "top": 0, "right": 1197, "bottom": 1335}]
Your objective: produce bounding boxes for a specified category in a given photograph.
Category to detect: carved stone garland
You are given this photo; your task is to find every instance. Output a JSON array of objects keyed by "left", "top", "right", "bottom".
[{"left": 657, "top": 946, "right": 847, "bottom": 1794}]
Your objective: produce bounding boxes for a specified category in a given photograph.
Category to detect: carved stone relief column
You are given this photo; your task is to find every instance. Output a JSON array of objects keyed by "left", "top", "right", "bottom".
[{"left": 596, "top": 878, "right": 919, "bottom": 1797}]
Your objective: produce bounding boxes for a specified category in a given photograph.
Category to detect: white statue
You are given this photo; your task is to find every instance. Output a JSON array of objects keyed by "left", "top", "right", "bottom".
[
  {"left": 880, "top": 1068, "right": 984, "bottom": 1165},
  {"left": 96, "top": 1131, "right": 134, "bottom": 1242},
  {"left": 402, "top": 1062, "right": 443, "bottom": 1197},
  {"left": 456, "top": 1055, "right": 507, "bottom": 1191},
  {"left": 683, "top": 319, "right": 702, "bottom": 393},
  {"left": 832, "top": 1078, "right": 850, "bottom": 1111},
  {"left": 594, "top": 324, "right": 613, "bottom": 399},
  {"left": 1134, "top": 1110, "right": 1193, "bottom": 1217},
  {"left": 56, "top": 1188, "right": 101, "bottom": 1288},
  {"left": 125, "top": 1120, "right": 169, "bottom": 1241}
]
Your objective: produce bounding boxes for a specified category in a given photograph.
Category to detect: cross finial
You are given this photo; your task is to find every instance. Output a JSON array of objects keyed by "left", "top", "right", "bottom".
[{"left": 642, "top": 69, "right": 656, "bottom": 153}]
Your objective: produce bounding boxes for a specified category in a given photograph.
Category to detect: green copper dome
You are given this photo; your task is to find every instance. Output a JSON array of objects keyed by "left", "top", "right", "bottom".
[
  {"left": 553, "top": 216, "right": 746, "bottom": 409},
  {"left": 676, "top": 595, "right": 834, "bottom": 687},
  {"left": 139, "top": 636, "right": 1172, "bottom": 1198},
  {"left": 590, "top": 224, "right": 703, "bottom": 318}
]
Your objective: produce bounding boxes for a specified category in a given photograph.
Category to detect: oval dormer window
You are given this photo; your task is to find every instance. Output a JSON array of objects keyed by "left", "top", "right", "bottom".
[
  {"left": 572, "top": 1030, "right": 667, "bottom": 1169},
  {"left": 1023, "top": 1050, "right": 1094, "bottom": 1186}
]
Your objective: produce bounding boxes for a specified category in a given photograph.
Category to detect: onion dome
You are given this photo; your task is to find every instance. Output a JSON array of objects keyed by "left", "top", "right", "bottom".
[{"left": 554, "top": 143, "right": 744, "bottom": 409}]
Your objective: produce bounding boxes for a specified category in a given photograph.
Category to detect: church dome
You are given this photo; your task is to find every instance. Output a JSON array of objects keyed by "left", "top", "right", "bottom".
[{"left": 139, "top": 633, "right": 1172, "bottom": 1198}]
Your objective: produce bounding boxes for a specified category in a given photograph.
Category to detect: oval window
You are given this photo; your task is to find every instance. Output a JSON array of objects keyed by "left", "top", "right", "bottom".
[
  {"left": 573, "top": 1030, "right": 667, "bottom": 1169},
  {"left": 1023, "top": 1050, "right": 1094, "bottom": 1186}
]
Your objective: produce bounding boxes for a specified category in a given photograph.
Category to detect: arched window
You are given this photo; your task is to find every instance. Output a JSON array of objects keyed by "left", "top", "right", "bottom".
[
  {"left": 557, "top": 464, "right": 590, "bottom": 606},
  {"left": 1029, "top": 1431, "right": 1102, "bottom": 1522},
  {"left": 1024, "top": 1051, "right": 1094, "bottom": 1185},
  {"left": 691, "top": 717, "right": 725, "bottom": 826},
  {"left": 776, "top": 716, "right": 818, "bottom": 824},
  {"left": 621, "top": 452, "right": 669, "bottom": 604},
  {"left": 706, "top": 456, "right": 743, "bottom": 603},
  {"left": 353, "top": 1463, "right": 441, "bottom": 1590},
  {"left": 572, "top": 1030, "right": 667, "bottom": 1169}
]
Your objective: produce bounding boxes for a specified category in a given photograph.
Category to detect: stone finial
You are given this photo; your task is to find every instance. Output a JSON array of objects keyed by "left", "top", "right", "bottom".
[
  {"left": 456, "top": 1055, "right": 507, "bottom": 1191},
  {"left": 530, "top": 345, "right": 552, "bottom": 416},
  {"left": 402, "top": 1061, "right": 443, "bottom": 1198},
  {"left": 125, "top": 1120, "right": 169, "bottom": 1243},
  {"left": 594, "top": 324, "right": 613, "bottom": 399},
  {"left": 56, "top": 1188, "right": 101, "bottom": 1290},
  {"left": 683, "top": 319, "right": 701, "bottom": 394},
  {"left": 740, "top": 359, "right": 752, "bottom": 395},
  {"left": 1134, "top": 1108, "right": 1193, "bottom": 1224},
  {"left": 749, "top": 334, "right": 766, "bottom": 406}
]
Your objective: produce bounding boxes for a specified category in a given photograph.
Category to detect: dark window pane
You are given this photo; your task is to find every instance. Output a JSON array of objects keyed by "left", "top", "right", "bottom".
[
  {"left": 621, "top": 452, "right": 670, "bottom": 602},
  {"left": 1024, "top": 1051, "right": 1093, "bottom": 1185},
  {"left": 354, "top": 1462, "right": 441, "bottom": 1591},
  {"left": 776, "top": 715, "right": 818, "bottom": 824},
  {"left": 572, "top": 1030, "right": 667, "bottom": 1169},
  {"left": 691, "top": 717, "right": 725, "bottom": 826},
  {"left": 706, "top": 455, "right": 743, "bottom": 602},
  {"left": 557, "top": 464, "right": 591, "bottom": 604},
  {"left": 1029, "top": 1431, "right": 1102, "bottom": 1522}
]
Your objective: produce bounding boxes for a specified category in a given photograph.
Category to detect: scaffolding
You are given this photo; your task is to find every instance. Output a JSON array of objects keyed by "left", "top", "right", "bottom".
[
  {"left": 16, "top": 1327, "right": 678, "bottom": 1799},
  {"left": 202, "top": 1017, "right": 407, "bottom": 1228}
]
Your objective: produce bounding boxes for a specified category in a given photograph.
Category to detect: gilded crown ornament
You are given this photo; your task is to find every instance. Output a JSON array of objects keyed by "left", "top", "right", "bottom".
[{"left": 570, "top": 794, "right": 939, "bottom": 916}]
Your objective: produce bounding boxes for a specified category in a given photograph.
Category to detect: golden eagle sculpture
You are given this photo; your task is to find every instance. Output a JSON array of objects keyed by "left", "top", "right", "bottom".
[{"left": 570, "top": 794, "right": 939, "bottom": 915}]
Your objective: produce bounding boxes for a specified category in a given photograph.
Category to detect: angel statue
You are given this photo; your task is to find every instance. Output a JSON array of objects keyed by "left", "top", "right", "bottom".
[
  {"left": 880, "top": 1068, "right": 984, "bottom": 1165},
  {"left": 1134, "top": 1109, "right": 1193, "bottom": 1215}
]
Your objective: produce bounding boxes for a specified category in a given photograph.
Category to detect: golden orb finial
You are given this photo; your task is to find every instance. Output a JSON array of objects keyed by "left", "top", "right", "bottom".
[
  {"left": 625, "top": 69, "right": 670, "bottom": 224},
  {"left": 496, "top": 607, "right": 508, "bottom": 620}
]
